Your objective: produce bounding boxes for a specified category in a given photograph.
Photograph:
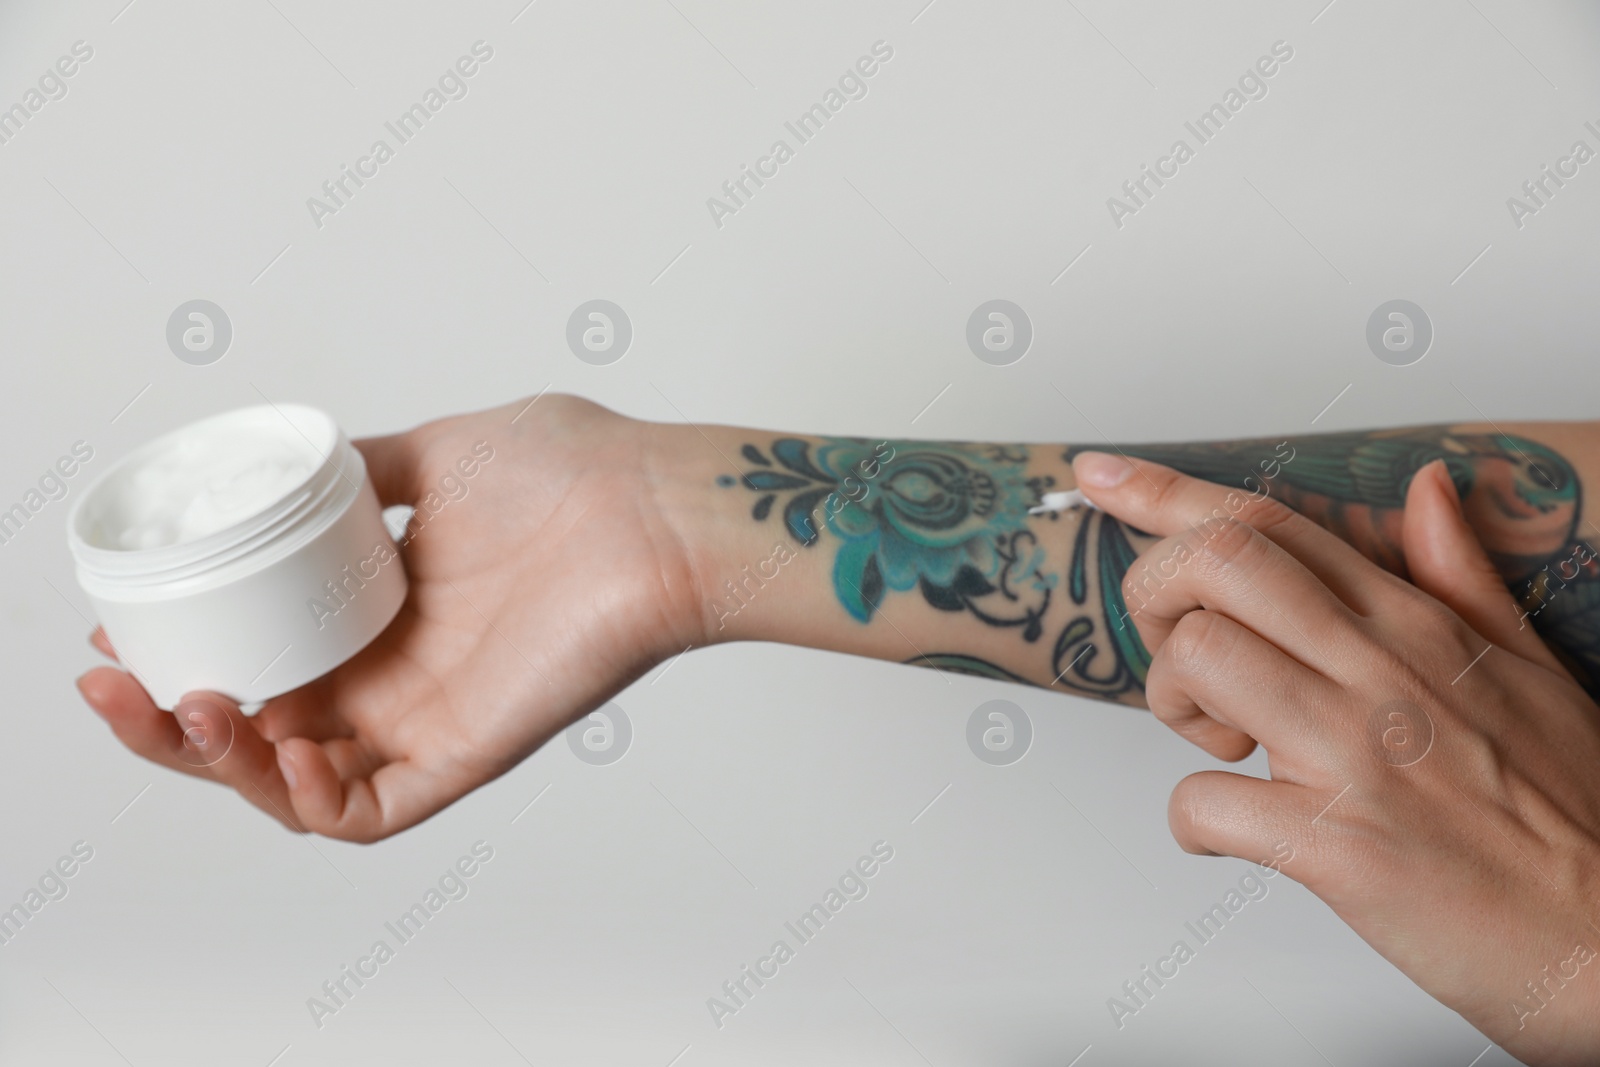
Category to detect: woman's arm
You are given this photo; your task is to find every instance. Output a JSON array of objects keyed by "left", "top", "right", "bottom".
[
  {"left": 76, "top": 397, "right": 1600, "bottom": 839},
  {"left": 646, "top": 417, "right": 1600, "bottom": 702}
]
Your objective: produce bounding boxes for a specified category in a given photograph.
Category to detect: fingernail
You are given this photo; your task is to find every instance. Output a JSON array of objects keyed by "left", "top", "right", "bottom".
[
  {"left": 175, "top": 699, "right": 209, "bottom": 722},
  {"left": 1075, "top": 451, "right": 1134, "bottom": 488},
  {"left": 175, "top": 700, "right": 213, "bottom": 749},
  {"left": 277, "top": 747, "right": 298, "bottom": 790}
]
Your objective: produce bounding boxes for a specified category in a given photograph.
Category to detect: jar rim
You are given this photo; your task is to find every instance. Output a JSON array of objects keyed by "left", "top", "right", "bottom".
[{"left": 68, "top": 404, "right": 365, "bottom": 594}]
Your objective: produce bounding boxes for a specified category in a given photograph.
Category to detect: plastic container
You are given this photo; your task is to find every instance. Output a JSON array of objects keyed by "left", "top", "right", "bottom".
[{"left": 67, "top": 403, "right": 406, "bottom": 710}]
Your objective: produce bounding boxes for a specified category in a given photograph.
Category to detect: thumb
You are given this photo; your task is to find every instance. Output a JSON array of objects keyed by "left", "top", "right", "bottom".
[
  {"left": 1401, "top": 459, "right": 1568, "bottom": 675},
  {"left": 353, "top": 431, "right": 424, "bottom": 508}
]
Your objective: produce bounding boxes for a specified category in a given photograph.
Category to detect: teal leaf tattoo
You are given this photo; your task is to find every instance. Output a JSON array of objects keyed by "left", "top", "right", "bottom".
[
  {"left": 784, "top": 487, "right": 830, "bottom": 545},
  {"left": 1097, "top": 516, "right": 1152, "bottom": 688},
  {"left": 1048, "top": 513, "right": 1152, "bottom": 698},
  {"left": 770, "top": 438, "right": 832, "bottom": 483},
  {"left": 742, "top": 470, "right": 813, "bottom": 492},
  {"left": 834, "top": 537, "right": 886, "bottom": 622},
  {"left": 920, "top": 565, "right": 994, "bottom": 611},
  {"left": 1068, "top": 510, "right": 1093, "bottom": 605}
]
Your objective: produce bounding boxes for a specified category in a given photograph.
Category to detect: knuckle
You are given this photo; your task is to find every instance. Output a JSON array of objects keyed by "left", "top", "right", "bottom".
[
  {"left": 1234, "top": 494, "right": 1298, "bottom": 537},
  {"left": 1448, "top": 727, "right": 1512, "bottom": 796},
  {"left": 1344, "top": 625, "right": 1397, "bottom": 676},
  {"left": 1163, "top": 610, "right": 1235, "bottom": 679},
  {"left": 1192, "top": 518, "right": 1268, "bottom": 579},
  {"left": 1420, "top": 594, "right": 1472, "bottom": 640},
  {"left": 1148, "top": 468, "right": 1191, "bottom": 516},
  {"left": 1388, "top": 593, "right": 1479, "bottom": 657},
  {"left": 1121, "top": 540, "right": 1176, "bottom": 605},
  {"left": 1396, "top": 588, "right": 1454, "bottom": 626}
]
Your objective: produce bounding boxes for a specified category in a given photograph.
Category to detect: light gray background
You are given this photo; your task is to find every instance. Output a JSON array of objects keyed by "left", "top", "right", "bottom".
[{"left": 3, "top": 1, "right": 1598, "bottom": 1063}]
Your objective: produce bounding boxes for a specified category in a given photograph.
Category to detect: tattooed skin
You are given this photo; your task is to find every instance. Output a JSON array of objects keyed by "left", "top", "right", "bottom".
[
  {"left": 722, "top": 428, "right": 1600, "bottom": 703},
  {"left": 719, "top": 439, "right": 1058, "bottom": 630},
  {"left": 1093, "top": 427, "right": 1599, "bottom": 698}
]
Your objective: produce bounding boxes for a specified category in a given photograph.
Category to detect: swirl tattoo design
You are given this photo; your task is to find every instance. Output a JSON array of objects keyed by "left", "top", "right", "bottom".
[{"left": 719, "top": 438, "right": 1056, "bottom": 630}]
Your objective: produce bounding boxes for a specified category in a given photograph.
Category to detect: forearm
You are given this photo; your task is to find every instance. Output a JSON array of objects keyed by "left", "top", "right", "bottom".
[
  {"left": 643, "top": 419, "right": 1600, "bottom": 703},
  {"left": 645, "top": 424, "right": 1104, "bottom": 693}
]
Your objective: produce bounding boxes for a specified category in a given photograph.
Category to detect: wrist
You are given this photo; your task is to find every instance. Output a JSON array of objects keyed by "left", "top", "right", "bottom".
[
  {"left": 637, "top": 420, "right": 838, "bottom": 651},
  {"left": 632, "top": 422, "right": 1121, "bottom": 698},
  {"left": 635, "top": 419, "right": 745, "bottom": 650}
]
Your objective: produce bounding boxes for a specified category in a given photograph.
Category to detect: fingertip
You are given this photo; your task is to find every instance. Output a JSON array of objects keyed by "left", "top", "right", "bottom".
[
  {"left": 1072, "top": 451, "right": 1136, "bottom": 491},
  {"left": 1410, "top": 459, "right": 1459, "bottom": 521},
  {"left": 78, "top": 669, "right": 208, "bottom": 774},
  {"left": 270, "top": 747, "right": 306, "bottom": 835},
  {"left": 1403, "top": 459, "right": 1568, "bottom": 673},
  {"left": 1167, "top": 785, "right": 1223, "bottom": 857},
  {"left": 1431, "top": 458, "right": 1464, "bottom": 515},
  {"left": 76, "top": 664, "right": 116, "bottom": 698},
  {"left": 278, "top": 737, "right": 341, "bottom": 829},
  {"left": 276, "top": 744, "right": 299, "bottom": 791},
  {"left": 1404, "top": 461, "right": 1466, "bottom": 565},
  {"left": 178, "top": 688, "right": 240, "bottom": 708},
  {"left": 77, "top": 666, "right": 148, "bottom": 717},
  {"left": 172, "top": 693, "right": 229, "bottom": 748},
  {"left": 89, "top": 627, "right": 117, "bottom": 660}
]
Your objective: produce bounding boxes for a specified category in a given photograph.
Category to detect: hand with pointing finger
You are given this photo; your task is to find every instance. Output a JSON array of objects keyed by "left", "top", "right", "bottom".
[{"left": 1071, "top": 450, "right": 1600, "bottom": 1064}]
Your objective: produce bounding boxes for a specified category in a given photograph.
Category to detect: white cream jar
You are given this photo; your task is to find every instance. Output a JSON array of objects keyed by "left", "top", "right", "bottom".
[{"left": 68, "top": 404, "right": 406, "bottom": 710}]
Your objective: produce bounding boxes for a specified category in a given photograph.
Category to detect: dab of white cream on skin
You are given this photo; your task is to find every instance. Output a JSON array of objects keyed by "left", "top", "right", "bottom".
[
  {"left": 1029, "top": 489, "right": 1096, "bottom": 515},
  {"left": 110, "top": 429, "right": 318, "bottom": 550}
]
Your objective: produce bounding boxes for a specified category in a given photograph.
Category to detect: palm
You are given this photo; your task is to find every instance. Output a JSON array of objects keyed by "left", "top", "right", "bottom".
[{"left": 80, "top": 396, "right": 702, "bottom": 840}]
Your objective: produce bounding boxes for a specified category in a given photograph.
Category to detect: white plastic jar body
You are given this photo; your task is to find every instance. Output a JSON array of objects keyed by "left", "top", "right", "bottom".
[{"left": 67, "top": 404, "right": 407, "bottom": 710}]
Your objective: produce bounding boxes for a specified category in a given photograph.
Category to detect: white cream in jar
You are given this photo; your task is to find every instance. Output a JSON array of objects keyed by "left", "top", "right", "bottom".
[
  {"left": 68, "top": 404, "right": 407, "bottom": 710},
  {"left": 107, "top": 429, "right": 319, "bottom": 551}
]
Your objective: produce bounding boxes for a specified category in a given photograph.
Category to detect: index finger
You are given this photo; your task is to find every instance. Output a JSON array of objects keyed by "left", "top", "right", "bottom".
[
  {"left": 1072, "top": 450, "right": 1412, "bottom": 616},
  {"left": 1073, "top": 452, "right": 1370, "bottom": 681},
  {"left": 76, "top": 668, "right": 306, "bottom": 831}
]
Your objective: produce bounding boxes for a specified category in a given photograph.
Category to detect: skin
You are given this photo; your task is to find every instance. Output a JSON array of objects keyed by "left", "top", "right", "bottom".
[
  {"left": 75, "top": 395, "right": 1600, "bottom": 1061},
  {"left": 1071, "top": 452, "right": 1600, "bottom": 1065}
]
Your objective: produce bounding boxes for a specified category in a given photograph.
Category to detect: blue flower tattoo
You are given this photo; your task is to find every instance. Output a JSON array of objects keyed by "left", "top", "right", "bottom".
[{"left": 719, "top": 438, "right": 1057, "bottom": 636}]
